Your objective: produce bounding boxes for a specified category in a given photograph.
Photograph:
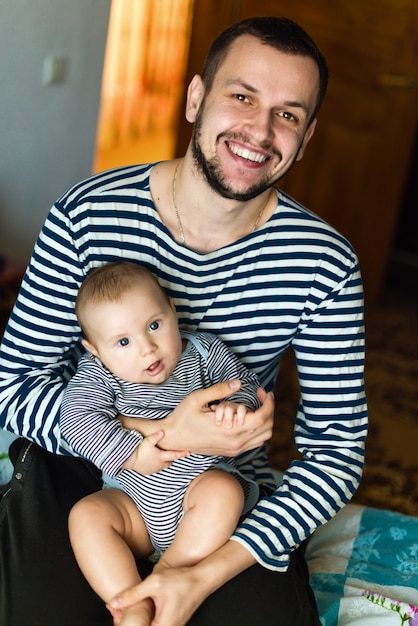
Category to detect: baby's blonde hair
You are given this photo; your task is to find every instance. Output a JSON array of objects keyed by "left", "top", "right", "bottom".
[{"left": 76, "top": 262, "right": 166, "bottom": 338}]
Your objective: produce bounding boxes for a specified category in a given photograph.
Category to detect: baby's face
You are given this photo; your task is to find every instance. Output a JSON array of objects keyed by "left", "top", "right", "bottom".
[{"left": 82, "top": 280, "right": 183, "bottom": 384}]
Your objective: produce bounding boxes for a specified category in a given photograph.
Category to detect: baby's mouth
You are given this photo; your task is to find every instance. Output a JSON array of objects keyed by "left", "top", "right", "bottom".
[{"left": 146, "top": 360, "right": 163, "bottom": 376}]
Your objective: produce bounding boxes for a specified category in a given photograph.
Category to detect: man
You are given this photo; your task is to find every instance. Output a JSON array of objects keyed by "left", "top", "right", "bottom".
[{"left": 0, "top": 16, "right": 367, "bottom": 626}]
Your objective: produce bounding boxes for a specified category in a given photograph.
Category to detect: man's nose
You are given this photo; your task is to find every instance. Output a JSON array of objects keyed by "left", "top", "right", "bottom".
[{"left": 245, "top": 109, "right": 274, "bottom": 144}]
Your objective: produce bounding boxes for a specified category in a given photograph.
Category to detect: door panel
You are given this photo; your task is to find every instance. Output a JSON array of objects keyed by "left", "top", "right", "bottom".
[{"left": 176, "top": 0, "right": 418, "bottom": 302}]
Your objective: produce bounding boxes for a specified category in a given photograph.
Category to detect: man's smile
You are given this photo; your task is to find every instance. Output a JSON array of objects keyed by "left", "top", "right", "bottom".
[{"left": 227, "top": 141, "right": 270, "bottom": 164}]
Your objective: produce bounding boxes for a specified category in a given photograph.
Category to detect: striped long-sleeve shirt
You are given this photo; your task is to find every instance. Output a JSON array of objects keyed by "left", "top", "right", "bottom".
[{"left": 0, "top": 162, "right": 367, "bottom": 571}]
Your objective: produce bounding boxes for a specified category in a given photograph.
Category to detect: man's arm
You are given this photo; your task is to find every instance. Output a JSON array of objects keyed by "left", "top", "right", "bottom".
[
  {"left": 0, "top": 204, "right": 86, "bottom": 454},
  {"left": 232, "top": 258, "right": 368, "bottom": 569}
]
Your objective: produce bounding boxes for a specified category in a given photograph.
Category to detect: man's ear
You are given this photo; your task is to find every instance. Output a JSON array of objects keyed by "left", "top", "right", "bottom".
[
  {"left": 81, "top": 337, "right": 99, "bottom": 357},
  {"left": 185, "top": 74, "right": 205, "bottom": 124},
  {"left": 296, "top": 118, "right": 317, "bottom": 161}
]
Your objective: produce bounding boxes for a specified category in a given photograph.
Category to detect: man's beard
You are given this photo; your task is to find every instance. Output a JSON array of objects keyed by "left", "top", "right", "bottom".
[{"left": 190, "top": 105, "right": 286, "bottom": 202}]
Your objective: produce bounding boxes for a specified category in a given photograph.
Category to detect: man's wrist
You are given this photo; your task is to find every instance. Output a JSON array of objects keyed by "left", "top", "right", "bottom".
[{"left": 192, "top": 539, "right": 257, "bottom": 596}]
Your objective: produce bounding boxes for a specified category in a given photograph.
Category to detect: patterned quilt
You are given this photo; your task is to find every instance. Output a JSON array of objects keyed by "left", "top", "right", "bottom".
[{"left": 306, "top": 504, "right": 418, "bottom": 625}]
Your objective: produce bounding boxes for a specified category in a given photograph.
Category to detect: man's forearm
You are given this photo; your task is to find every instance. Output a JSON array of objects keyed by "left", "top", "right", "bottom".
[
  {"left": 118, "top": 385, "right": 274, "bottom": 457},
  {"left": 193, "top": 539, "right": 257, "bottom": 595}
]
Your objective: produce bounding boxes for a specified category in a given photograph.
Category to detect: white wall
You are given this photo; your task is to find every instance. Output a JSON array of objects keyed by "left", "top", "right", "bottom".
[{"left": 0, "top": 0, "right": 111, "bottom": 263}]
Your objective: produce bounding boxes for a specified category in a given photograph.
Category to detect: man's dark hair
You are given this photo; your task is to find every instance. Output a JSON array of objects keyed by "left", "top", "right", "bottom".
[{"left": 201, "top": 16, "right": 328, "bottom": 121}]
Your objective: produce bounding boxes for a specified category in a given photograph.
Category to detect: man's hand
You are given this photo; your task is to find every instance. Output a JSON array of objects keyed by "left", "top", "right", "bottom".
[
  {"left": 160, "top": 381, "right": 275, "bottom": 456},
  {"left": 108, "top": 541, "right": 256, "bottom": 626},
  {"left": 122, "top": 430, "right": 190, "bottom": 474},
  {"left": 108, "top": 566, "right": 203, "bottom": 626},
  {"left": 120, "top": 380, "right": 274, "bottom": 458}
]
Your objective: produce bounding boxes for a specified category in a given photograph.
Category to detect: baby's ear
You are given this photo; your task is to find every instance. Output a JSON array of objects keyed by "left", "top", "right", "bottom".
[
  {"left": 169, "top": 297, "right": 177, "bottom": 313},
  {"left": 81, "top": 337, "right": 98, "bottom": 357}
]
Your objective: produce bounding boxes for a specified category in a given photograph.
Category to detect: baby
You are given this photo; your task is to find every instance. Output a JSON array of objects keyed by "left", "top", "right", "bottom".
[{"left": 60, "top": 261, "right": 264, "bottom": 625}]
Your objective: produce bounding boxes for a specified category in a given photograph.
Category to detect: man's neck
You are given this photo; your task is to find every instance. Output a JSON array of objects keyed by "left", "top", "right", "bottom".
[
  {"left": 150, "top": 157, "right": 276, "bottom": 254},
  {"left": 171, "top": 155, "right": 276, "bottom": 253}
]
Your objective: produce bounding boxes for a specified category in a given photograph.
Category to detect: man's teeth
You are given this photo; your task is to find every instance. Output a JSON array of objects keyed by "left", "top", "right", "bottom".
[{"left": 229, "top": 144, "right": 267, "bottom": 163}]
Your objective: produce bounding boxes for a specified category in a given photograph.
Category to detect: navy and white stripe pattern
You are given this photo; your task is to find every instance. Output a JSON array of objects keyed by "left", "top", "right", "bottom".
[
  {"left": 0, "top": 162, "right": 367, "bottom": 570},
  {"left": 60, "top": 330, "right": 262, "bottom": 552}
]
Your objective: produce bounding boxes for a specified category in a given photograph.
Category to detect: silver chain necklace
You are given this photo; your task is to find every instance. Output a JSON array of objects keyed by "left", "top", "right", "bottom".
[{"left": 171, "top": 162, "right": 266, "bottom": 246}]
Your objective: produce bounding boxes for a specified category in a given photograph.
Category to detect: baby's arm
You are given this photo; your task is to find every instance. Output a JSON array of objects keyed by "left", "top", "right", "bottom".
[{"left": 61, "top": 357, "right": 188, "bottom": 477}]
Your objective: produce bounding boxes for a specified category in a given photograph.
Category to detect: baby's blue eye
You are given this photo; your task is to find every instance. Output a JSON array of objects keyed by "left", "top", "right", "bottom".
[
  {"left": 118, "top": 337, "right": 129, "bottom": 347},
  {"left": 149, "top": 321, "right": 159, "bottom": 331}
]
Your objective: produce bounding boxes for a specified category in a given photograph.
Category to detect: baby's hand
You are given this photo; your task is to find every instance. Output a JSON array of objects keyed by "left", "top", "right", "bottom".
[
  {"left": 125, "top": 430, "right": 189, "bottom": 474},
  {"left": 214, "top": 402, "right": 248, "bottom": 429}
]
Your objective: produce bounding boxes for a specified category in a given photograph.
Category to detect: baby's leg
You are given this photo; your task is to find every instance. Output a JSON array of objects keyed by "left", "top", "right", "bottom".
[
  {"left": 155, "top": 469, "right": 244, "bottom": 570},
  {"left": 69, "top": 488, "right": 154, "bottom": 626}
]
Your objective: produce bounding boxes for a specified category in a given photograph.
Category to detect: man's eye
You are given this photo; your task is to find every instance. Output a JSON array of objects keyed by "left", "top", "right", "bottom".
[
  {"left": 280, "top": 111, "right": 297, "bottom": 122},
  {"left": 118, "top": 337, "right": 130, "bottom": 347},
  {"left": 235, "top": 93, "right": 249, "bottom": 103},
  {"left": 149, "top": 321, "right": 160, "bottom": 331}
]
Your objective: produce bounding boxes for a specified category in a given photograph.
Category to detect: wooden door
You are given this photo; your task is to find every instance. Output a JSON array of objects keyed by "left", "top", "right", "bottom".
[{"left": 176, "top": 0, "right": 418, "bottom": 303}]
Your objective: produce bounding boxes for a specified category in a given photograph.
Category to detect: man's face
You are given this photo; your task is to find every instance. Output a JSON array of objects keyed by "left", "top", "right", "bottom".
[{"left": 187, "top": 35, "right": 319, "bottom": 200}]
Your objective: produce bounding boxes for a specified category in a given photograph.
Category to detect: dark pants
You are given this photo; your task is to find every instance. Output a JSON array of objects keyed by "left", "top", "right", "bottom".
[{"left": 0, "top": 438, "right": 320, "bottom": 626}]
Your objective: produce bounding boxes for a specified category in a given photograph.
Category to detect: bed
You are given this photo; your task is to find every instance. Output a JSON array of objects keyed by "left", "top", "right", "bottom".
[{"left": 1, "top": 429, "right": 418, "bottom": 625}]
